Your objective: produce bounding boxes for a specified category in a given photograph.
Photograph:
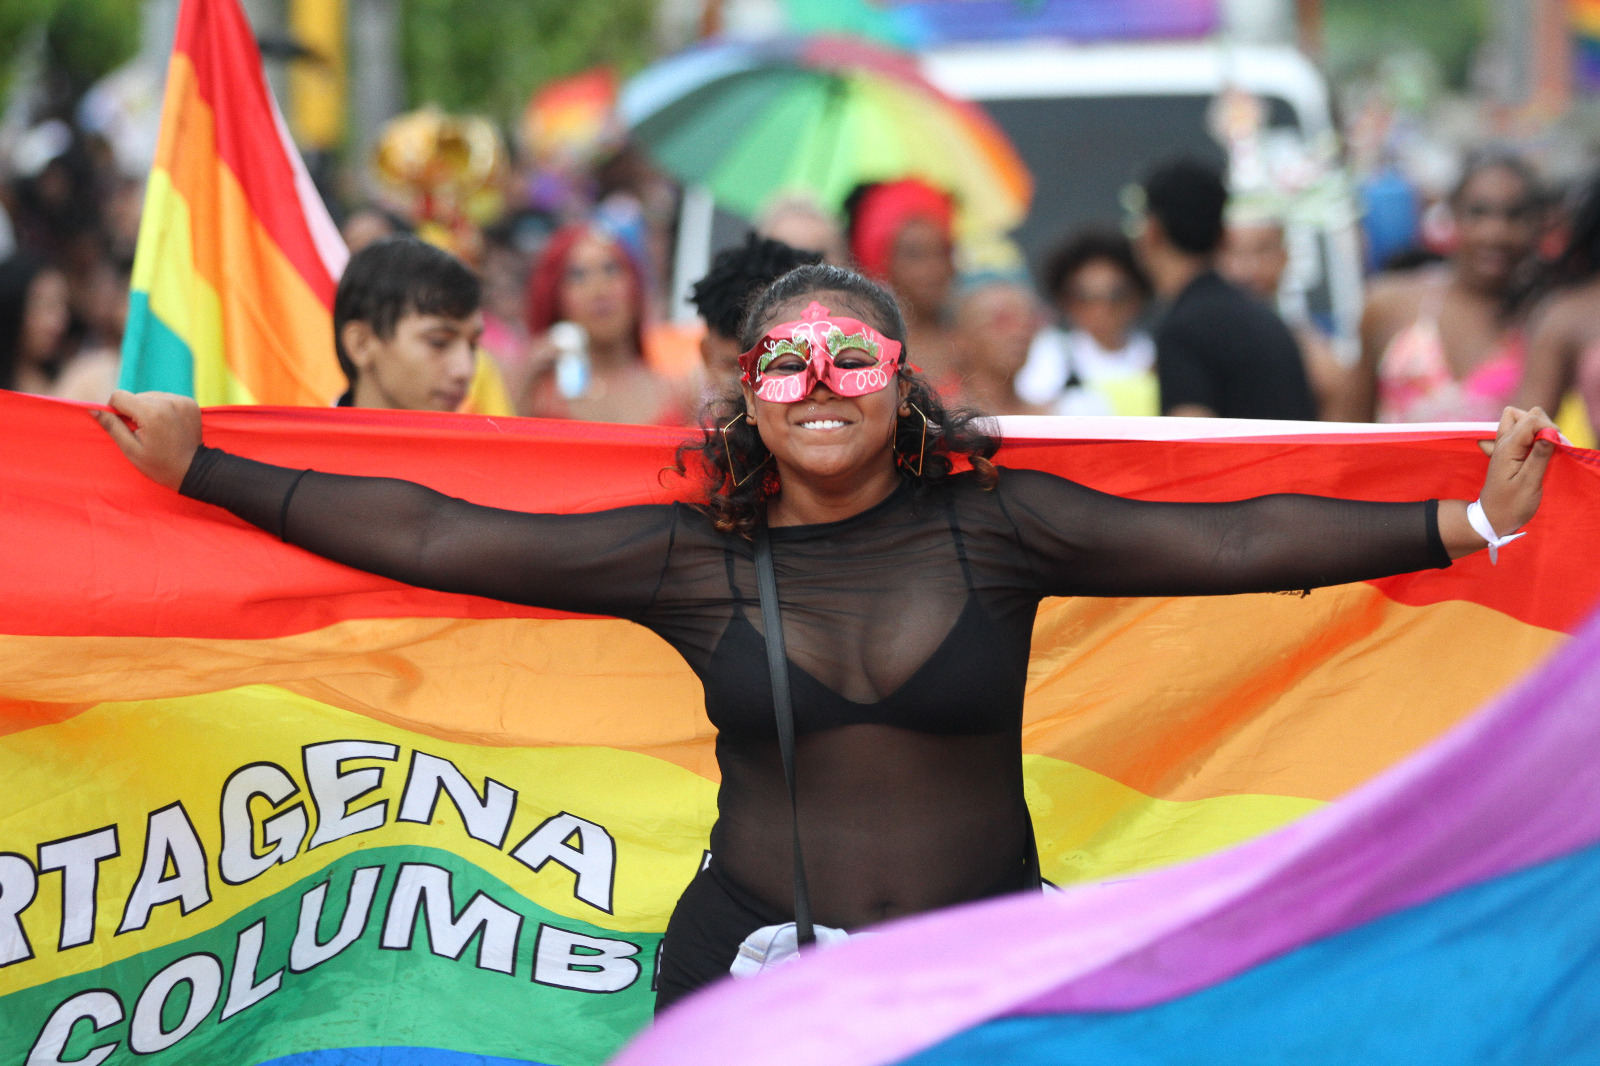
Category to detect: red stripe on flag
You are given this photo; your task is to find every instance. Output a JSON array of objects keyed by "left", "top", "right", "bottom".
[
  {"left": 7, "top": 394, "right": 1599, "bottom": 638},
  {"left": 172, "top": 0, "right": 336, "bottom": 307},
  {"left": 1005, "top": 435, "right": 1600, "bottom": 635}
]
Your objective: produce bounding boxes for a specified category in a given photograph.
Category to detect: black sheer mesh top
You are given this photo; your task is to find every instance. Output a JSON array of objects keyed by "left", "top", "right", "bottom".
[{"left": 181, "top": 448, "right": 1450, "bottom": 928}]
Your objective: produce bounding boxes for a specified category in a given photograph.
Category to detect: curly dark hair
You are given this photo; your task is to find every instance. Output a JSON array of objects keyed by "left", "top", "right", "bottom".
[
  {"left": 1042, "top": 227, "right": 1153, "bottom": 305},
  {"left": 675, "top": 264, "right": 999, "bottom": 537},
  {"left": 689, "top": 233, "right": 822, "bottom": 340}
]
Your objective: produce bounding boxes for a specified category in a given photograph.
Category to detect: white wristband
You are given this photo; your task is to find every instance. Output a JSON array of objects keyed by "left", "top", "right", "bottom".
[{"left": 1465, "top": 500, "right": 1525, "bottom": 565}]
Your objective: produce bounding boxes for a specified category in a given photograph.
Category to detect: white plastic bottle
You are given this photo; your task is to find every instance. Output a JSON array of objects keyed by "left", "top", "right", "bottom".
[{"left": 550, "top": 321, "right": 590, "bottom": 400}]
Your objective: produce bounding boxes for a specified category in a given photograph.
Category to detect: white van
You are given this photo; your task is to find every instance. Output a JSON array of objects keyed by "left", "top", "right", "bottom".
[{"left": 918, "top": 39, "right": 1362, "bottom": 351}]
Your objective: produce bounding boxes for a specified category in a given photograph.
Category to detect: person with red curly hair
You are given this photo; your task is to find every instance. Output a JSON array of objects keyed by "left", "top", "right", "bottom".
[{"left": 522, "top": 223, "right": 692, "bottom": 425}]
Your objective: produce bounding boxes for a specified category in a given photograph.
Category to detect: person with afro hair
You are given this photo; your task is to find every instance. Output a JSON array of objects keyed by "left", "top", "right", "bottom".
[{"left": 689, "top": 232, "right": 821, "bottom": 385}]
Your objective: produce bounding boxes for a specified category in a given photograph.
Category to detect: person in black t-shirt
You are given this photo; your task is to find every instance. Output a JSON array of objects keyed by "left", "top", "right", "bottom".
[{"left": 1134, "top": 159, "right": 1318, "bottom": 420}]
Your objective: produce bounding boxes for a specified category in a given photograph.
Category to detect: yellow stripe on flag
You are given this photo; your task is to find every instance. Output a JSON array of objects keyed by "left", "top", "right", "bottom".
[
  {"left": 131, "top": 169, "right": 253, "bottom": 402},
  {"left": 0, "top": 686, "right": 719, "bottom": 995}
]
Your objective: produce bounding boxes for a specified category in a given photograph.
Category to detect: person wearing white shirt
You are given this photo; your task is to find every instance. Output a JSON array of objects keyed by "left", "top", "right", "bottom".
[{"left": 1016, "top": 229, "right": 1159, "bottom": 417}]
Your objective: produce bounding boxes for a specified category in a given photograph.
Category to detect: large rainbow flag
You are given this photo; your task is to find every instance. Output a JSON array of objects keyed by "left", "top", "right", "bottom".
[{"left": 2, "top": 391, "right": 1597, "bottom": 1063}]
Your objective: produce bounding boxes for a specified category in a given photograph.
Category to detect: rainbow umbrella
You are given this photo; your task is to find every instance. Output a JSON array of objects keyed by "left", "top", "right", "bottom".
[{"left": 618, "top": 35, "right": 1032, "bottom": 235}]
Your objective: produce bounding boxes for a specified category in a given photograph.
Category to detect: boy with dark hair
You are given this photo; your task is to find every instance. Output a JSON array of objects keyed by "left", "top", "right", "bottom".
[
  {"left": 334, "top": 236, "right": 483, "bottom": 412},
  {"left": 689, "top": 233, "right": 821, "bottom": 383},
  {"left": 1135, "top": 158, "right": 1316, "bottom": 421}
]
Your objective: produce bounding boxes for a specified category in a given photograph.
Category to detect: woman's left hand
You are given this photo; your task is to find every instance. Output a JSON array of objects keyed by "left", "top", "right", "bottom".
[
  {"left": 1477, "top": 406, "right": 1559, "bottom": 537},
  {"left": 1441, "top": 406, "right": 1559, "bottom": 559}
]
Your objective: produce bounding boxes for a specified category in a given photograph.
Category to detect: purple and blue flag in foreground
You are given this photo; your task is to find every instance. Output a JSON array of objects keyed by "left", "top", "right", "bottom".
[{"left": 618, "top": 599, "right": 1600, "bottom": 1065}]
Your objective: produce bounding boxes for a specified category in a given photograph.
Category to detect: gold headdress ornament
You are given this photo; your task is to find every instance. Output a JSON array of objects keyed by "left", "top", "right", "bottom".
[{"left": 373, "top": 106, "right": 506, "bottom": 261}]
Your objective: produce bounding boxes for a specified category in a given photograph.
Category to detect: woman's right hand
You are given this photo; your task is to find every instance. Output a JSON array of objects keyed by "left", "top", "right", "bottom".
[{"left": 91, "top": 390, "right": 203, "bottom": 491}]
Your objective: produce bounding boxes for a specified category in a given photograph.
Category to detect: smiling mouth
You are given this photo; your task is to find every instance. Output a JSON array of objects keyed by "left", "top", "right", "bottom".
[{"left": 798, "top": 419, "right": 848, "bottom": 430}]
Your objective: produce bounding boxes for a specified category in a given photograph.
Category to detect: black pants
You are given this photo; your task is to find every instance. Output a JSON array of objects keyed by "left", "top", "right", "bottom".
[
  {"left": 654, "top": 847, "right": 1043, "bottom": 1015},
  {"left": 655, "top": 862, "right": 787, "bottom": 1014}
]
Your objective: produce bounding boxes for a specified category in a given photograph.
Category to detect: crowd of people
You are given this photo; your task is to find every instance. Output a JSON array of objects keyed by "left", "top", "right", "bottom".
[
  {"left": 0, "top": 122, "right": 136, "bottom": 405},
  {"left": 2, "top": 115, "right": 1597, "bottom": 442}
]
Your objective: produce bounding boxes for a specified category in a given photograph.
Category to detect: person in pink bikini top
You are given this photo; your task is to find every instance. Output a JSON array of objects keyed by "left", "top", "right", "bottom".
[
  {"left": 1349, "top": 150, "right": 1542, "bottom": 424},
  {"left": 1373, "top": 268, "right": 1526, "bottom": 423}
]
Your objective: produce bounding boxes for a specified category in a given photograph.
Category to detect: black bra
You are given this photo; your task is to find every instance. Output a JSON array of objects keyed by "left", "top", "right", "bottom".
[{"left": 701, "top": 591, "right": 1024, "bottom": 738}]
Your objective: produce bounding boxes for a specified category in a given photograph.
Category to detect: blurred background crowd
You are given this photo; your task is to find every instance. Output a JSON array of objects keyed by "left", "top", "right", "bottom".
[{"left": 6, "top": 0, "right": 1600, "bottom": 441}]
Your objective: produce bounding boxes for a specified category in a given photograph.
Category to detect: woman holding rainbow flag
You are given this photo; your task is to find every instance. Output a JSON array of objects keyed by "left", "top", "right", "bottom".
[{"left": 93, "top": 264, "right": 1557, "bottom": 1012}]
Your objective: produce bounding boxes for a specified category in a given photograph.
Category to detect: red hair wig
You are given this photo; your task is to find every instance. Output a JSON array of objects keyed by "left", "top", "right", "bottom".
[{"left": 524, "top": 223, "right": 646, "bottom": 354}]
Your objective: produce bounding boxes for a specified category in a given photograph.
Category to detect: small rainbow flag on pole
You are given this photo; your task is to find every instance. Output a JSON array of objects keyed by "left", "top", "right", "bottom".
[{"left": 118, "top": 0, "right": 348, "bottom": 405}]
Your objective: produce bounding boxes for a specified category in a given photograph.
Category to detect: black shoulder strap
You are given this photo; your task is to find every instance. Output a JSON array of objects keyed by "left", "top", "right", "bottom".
[{"left": 753, "top": 522, "right": 816, "bottom": 945}]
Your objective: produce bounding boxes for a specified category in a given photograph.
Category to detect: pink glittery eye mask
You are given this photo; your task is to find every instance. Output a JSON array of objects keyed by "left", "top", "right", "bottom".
[{"left": 738, "top": 301, "right": 904, "bottom": 403}]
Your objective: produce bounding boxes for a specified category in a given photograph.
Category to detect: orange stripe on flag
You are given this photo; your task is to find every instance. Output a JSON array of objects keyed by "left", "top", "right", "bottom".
[
  {"left": 0, "top": 584, "right": 1564, "bottom": 801},
  {"left": 170, "top": 0, "right": 337, "bottom": 304}
]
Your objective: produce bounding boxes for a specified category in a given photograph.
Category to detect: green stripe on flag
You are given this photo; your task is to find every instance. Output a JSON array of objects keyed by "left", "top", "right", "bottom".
[
  {"left": 119, "top": 291, "right": 196, "bottom": 396},
  {"left": 1, "top": 845, "right": 658, "bottom": 1065}
]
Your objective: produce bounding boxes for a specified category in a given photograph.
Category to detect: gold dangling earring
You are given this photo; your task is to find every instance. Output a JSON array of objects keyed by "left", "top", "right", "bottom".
[
  {"left": 896, "top": 402, "right": 929, "bottom": 477},
  {"left": 722, "top": 412, "right": 768, "bottom": 488}
]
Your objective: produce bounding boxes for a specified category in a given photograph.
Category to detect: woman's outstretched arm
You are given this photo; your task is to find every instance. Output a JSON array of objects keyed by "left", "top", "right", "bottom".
[
  {"left": 93, "top": 391, "right": 676, "bottom": 618},
  {"left": 1002, "top": 406, "right": 1559, "bottom": 598}
]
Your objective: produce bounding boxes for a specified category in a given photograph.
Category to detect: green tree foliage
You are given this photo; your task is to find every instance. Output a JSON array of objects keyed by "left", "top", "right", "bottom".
[
  {"left": 0, "top": 0, "right": 140, "bottom": 113},
  {"left": 0, "top": 0, "right": 52, "bottom": 99},
  {"left": 1325, "top": 0, "right": 1490, "bottom": 89},
  {"left": 400, "top": 0, "right": 656, "bottom": 122},
  {"left": 0, "top": 0, "right": 53, "bottom": 63}
]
